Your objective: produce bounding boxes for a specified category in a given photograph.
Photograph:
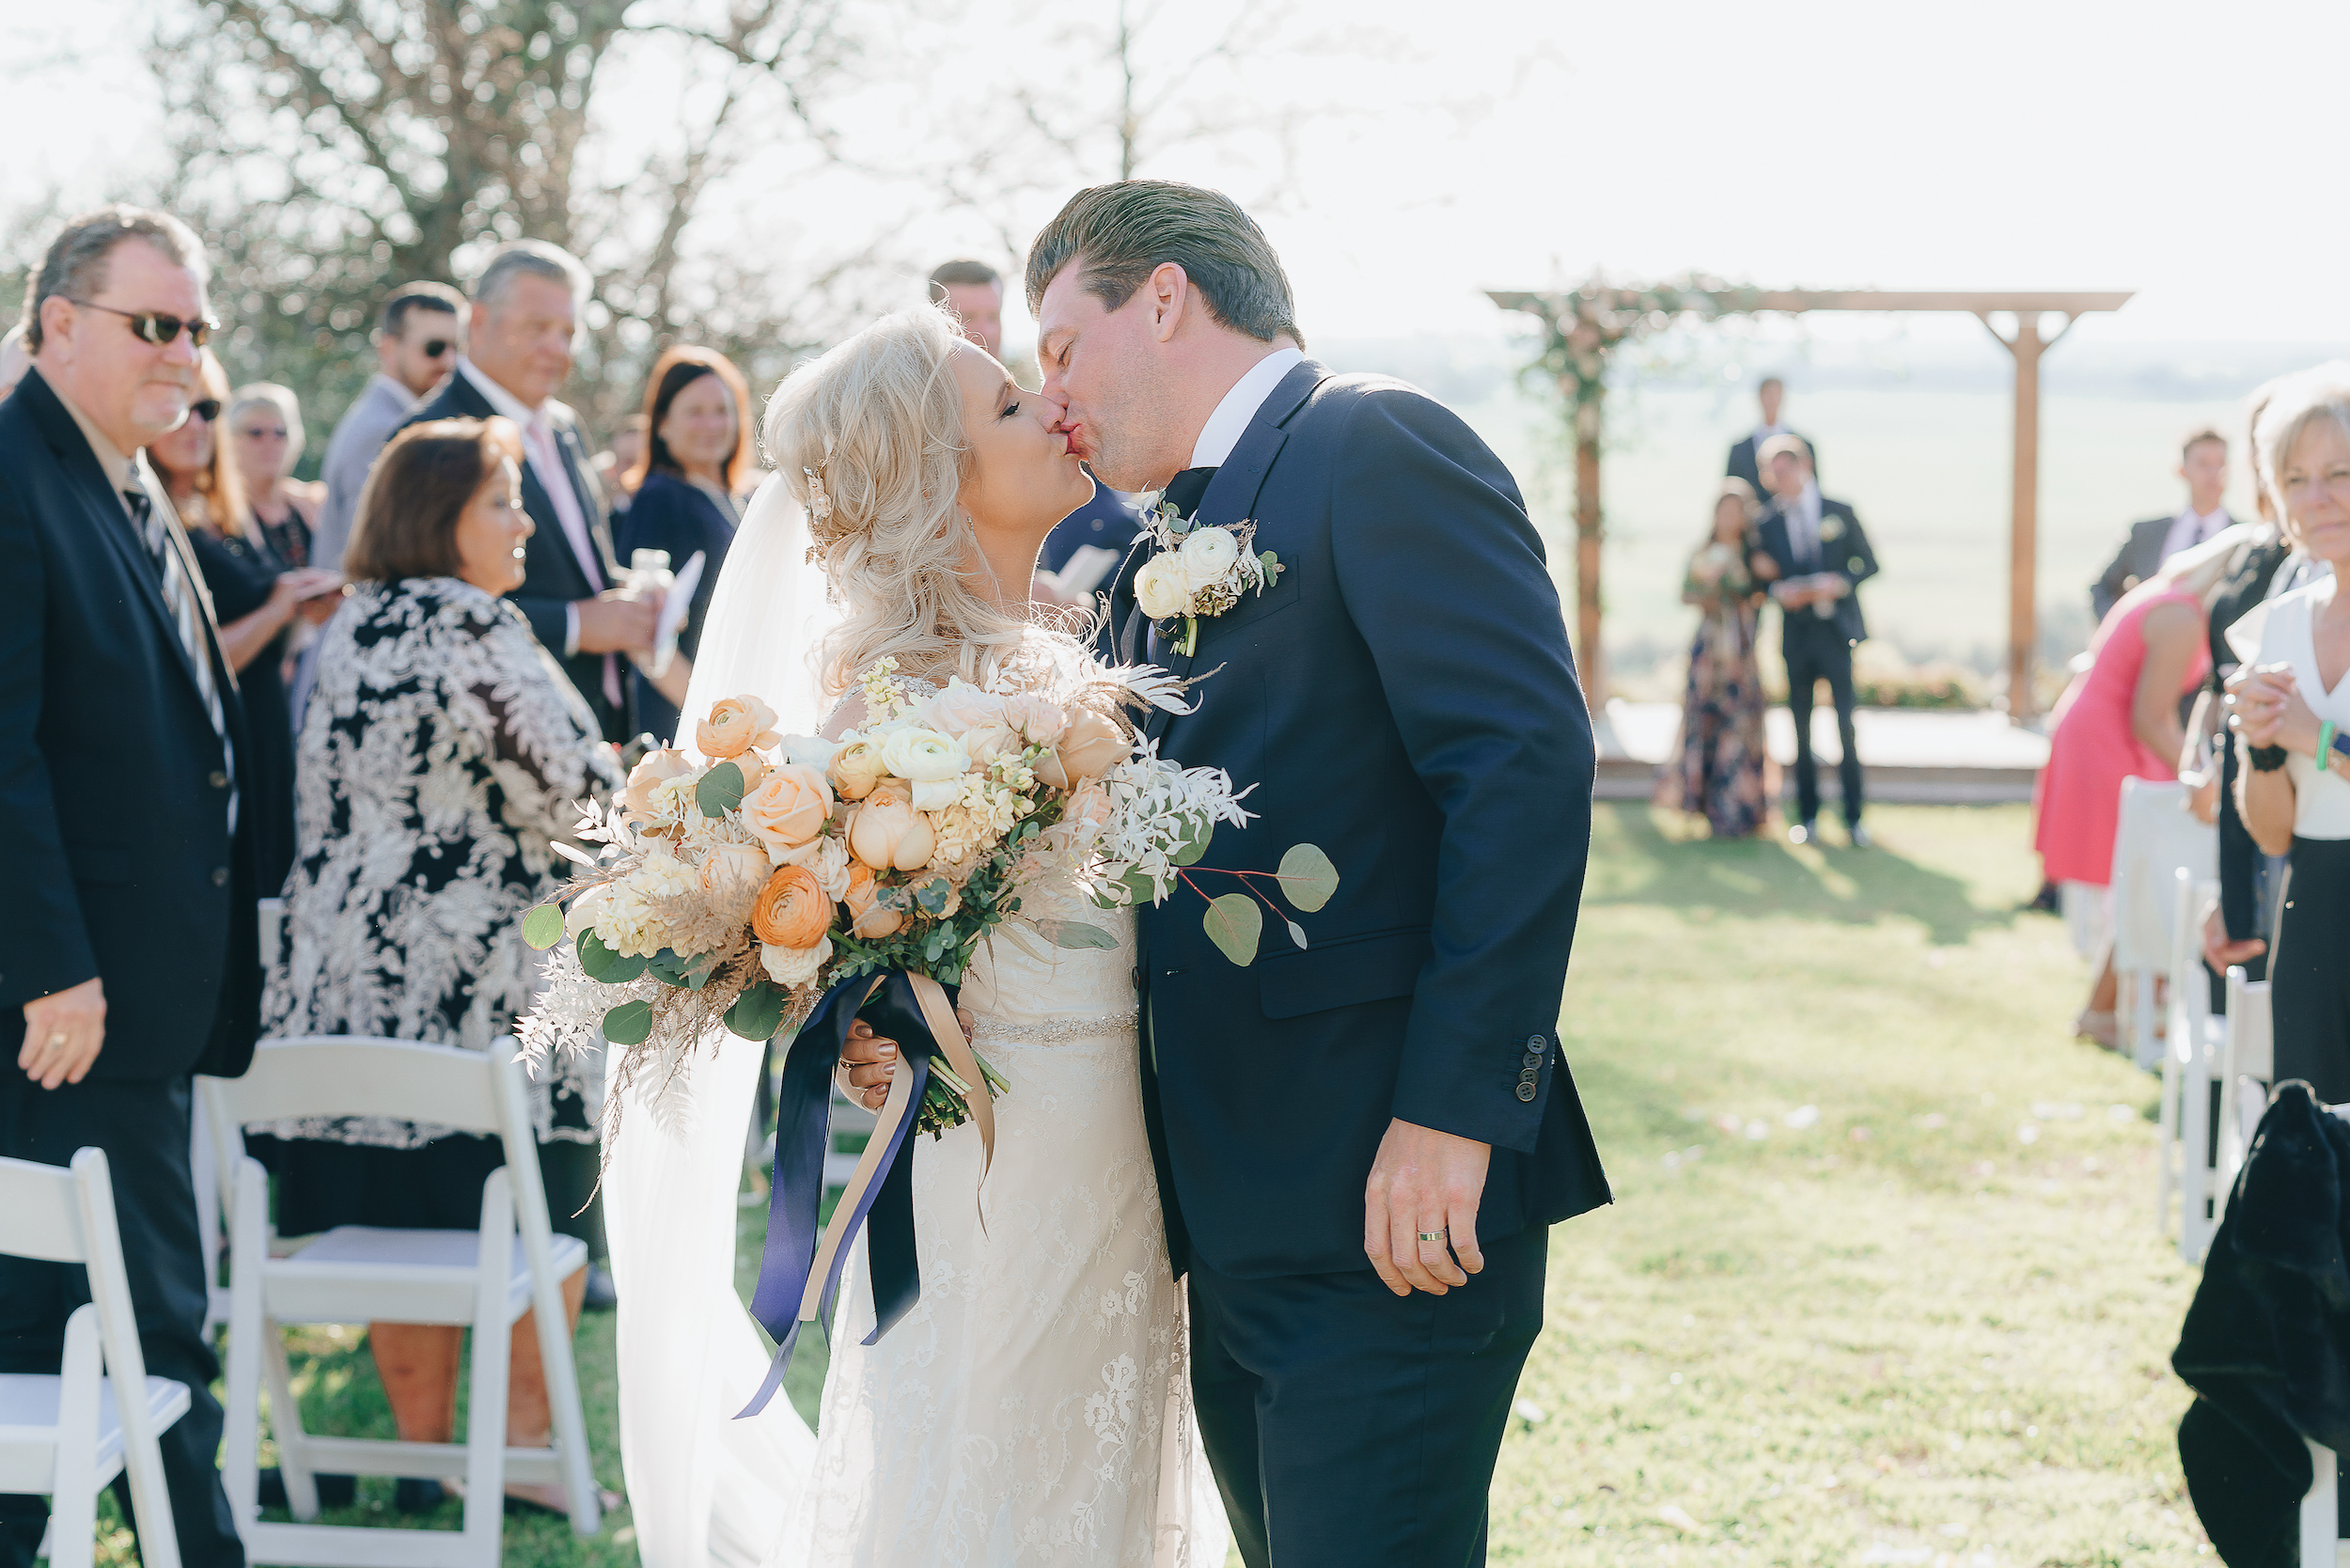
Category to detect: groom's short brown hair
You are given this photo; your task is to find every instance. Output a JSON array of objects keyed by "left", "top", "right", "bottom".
[{"left": 1026, "top": 180, "right": 1303, "bottom": 348}]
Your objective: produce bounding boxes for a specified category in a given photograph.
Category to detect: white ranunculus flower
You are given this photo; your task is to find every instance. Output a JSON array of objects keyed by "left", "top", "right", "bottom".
[
  {"left": 1135, "top": 553, "right": 1192, "bottom": 619},
  {"left": 878, "top": 725, "right": 969, "bottom": 783},
  {"left": 910, "top": 777, "right": 962, "bottom": 811},
  {"left": 782, "top": 733, "right": 839, "bottom": 774},
  {"left": 1178, "top": 525, "right": 1240, "bottom": 592},
  {"left": 760, "top": 934, "right": 832, "bottom": 989}
]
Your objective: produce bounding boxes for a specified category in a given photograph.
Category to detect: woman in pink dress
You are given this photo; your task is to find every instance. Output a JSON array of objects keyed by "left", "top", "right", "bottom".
[{"left": 2033, "top": 527, "right": 2248, "bottom": 1043}]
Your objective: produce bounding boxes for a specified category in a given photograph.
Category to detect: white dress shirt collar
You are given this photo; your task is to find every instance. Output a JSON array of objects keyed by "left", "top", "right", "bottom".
[
  {"left": 456, "top": 355, "right": 542, "bottom": 424},
  {"left": 2161, "top": 503, "right": 2232, "bottom": 563},
  {"left": 1189, "top": 346, "right": 1307, "bottom": 469}
]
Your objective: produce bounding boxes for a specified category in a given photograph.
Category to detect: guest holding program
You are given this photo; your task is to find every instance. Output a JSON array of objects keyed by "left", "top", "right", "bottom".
[
  {"left": 403, "top": 241, "right": 656, "bottom": 743},
  {"left": 0, "top": 203, "right": 260, "bottom": 1568},
  {"left": 253, "top": 416, "right": 622, "bottom": 1512}
]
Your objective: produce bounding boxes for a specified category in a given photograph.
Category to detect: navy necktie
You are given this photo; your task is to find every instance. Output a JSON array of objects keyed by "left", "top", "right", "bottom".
[{"left": 1160, "top": 466, "right": 1216, "bottom": 519}]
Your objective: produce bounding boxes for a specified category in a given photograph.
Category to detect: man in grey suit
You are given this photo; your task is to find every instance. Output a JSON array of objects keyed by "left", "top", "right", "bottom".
[
  {"left": 310, "top": 282, "right": 463, "bottom": 570},
  {"left": 2091, "top": 426, "right": 2233, "bottom": 619}
]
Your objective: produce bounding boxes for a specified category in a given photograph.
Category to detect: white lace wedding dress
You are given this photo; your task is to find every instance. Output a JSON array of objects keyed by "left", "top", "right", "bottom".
[{"left": 603, "top": 474, "right": 1225, "bottom": 1568}]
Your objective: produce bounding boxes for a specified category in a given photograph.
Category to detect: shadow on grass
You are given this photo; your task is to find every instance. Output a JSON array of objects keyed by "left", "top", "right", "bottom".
[{"left": 1586, "top": 805, "right": 2016, "bottom": 947}]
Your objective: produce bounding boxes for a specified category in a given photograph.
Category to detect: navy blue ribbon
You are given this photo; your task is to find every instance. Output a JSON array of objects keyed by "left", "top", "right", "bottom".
[{"left": 736, "top": 968, "right": 958, "bottom": 1418}]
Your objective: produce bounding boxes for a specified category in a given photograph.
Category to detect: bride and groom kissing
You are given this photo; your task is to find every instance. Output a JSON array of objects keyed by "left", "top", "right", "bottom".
[{"left": 611, "top": 180, "right": 1608, "bottom": 1568}]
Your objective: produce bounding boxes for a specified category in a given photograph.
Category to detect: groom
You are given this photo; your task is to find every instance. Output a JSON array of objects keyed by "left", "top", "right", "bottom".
[{"left": 1030, "top": 182, "right": 1607, "bottom": 1565}]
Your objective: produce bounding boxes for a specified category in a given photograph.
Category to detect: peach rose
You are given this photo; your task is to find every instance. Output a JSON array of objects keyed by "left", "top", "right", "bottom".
[
  {"left": 697, "top": 840, "right": 770, "bottom": 901},
  {"left": 1056, "top": 708, "right": 1128, "bottom": 783},
  {"left": 845, "top": 783, "right": 936, "bottom": 871},
  {"left": 750, "top": 864, "right": 832, "bottom": 949},
  {"left": 697, "top": 695, "right": 782, "bottom": 760},
  {"left": 622, "top": 748, "right": 694, "bottom": 816},
  {"left": 1002, "top": 693, "right": 1070, "bottom": 747},
  {"left": 920, "top": 678, "right": 1007, "bottom": 734},
  {"left": 828, "top": 734, "right": 887, "bottom": 801},
  {"left": 843, "top": 864, "right": 904, "bottom": 939},
  {"left": 728, "top": 748, "right": 769, "bottom": 793},
  {"left": 742, "top": 763, "right": 834, "bottom": 857}
]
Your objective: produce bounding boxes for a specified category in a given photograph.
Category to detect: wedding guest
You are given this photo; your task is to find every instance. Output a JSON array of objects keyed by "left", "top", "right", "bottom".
[
  {"left": 148, "top": 353, "right": 340, "bottom": 895},
  {"left": 930, "top": 258, "right": 1006, "bottom": 356},
  {"left": 251, "top": 416, "right": 621, "bottom": 1512},
  {"left": 227, "top": 382, "right": 318, "bottom": 568},
  {"left": 2228, "top": 385, "right": 2350, "bottom": 1103},
  {"left": 403, "top": 241, "right": 655, "bottom": 744},
  {"left": 2034, "top": 526, "right": 2246, "bottom": 1046},
  {"left": 1727, "top": 375, "right": 1819, "bottom": 497},
  {"left": 313, "top": 281, "right": 462, "bottom": 570},
  {"left": 0, "top": 323, "right": 28, "bottom": 401},
  {"left": 1668, "top": 478, "right": 1770, "bottom": 837},
  {"left": 591, "top": 414, "right": 649, "bottom": 507},
  {"left": 0, "top": 203, "right": 259, "bottom": 1568},
  {"left": 2092, "top": 428, "right": 2237, "bottom": 620},
  {"left": 1751, "top": 434, "right": 1876, "bottom": 846},
  {"left": 614, "top": 345, "right": 752, "bottom": 744}
]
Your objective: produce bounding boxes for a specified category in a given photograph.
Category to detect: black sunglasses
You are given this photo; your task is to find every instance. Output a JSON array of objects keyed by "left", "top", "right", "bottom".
[
  {"left": 189, "top": 399, "right": 222, "bottom": 423},
  {"left": 70, "top": 300, "right": 219, "bottom": 347},
  {"left": 421, "top": 338, "right": 452, "bottom": 359}
]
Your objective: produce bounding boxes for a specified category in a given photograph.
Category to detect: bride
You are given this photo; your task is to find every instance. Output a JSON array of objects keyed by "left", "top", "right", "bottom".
[{"left": 601, "top": 306, "right": 1227, "bottom": 1568}]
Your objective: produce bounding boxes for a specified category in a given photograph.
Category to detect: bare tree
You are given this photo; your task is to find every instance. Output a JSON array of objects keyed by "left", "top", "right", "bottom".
[{"left": 151, "top": 0, "right": 913, "bottom": 436}]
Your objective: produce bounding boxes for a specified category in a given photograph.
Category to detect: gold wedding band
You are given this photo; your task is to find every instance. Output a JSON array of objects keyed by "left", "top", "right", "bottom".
[{"left": 1418, "top": 1230, "right": 1448, "bottom": 1243}]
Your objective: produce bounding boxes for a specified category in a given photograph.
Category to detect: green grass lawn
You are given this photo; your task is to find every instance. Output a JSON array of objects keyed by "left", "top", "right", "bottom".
[{"left": 96, "top": 804, "right": 2208, "bottom": 1565}]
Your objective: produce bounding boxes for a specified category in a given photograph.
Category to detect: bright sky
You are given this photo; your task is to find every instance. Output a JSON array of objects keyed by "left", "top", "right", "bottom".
[{"left": 13, "top": 0, "right": 2350, "bottom": 353}]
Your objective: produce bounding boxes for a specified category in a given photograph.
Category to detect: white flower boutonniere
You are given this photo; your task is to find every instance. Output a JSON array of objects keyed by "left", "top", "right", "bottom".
[
  {"left": 1136, "top": 496, "right": 1286, "bottom": 656},
  {"left": 1818, "top": 515, "right": 1846, "bottom": 542}
]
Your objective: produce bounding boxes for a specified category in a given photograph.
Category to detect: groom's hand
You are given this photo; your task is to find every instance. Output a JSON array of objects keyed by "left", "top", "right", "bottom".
[{"left": 1363, "top": 1119, "right": 1490, "bottom": 1297}]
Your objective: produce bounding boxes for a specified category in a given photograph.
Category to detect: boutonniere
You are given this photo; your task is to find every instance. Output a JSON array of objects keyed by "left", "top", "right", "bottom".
[
  {"left": 1132, "top": 497, "right": 1286, "bottom": 656},
  {"left": 1818, "top": 515, "right": 1845, "bottom": 542}
]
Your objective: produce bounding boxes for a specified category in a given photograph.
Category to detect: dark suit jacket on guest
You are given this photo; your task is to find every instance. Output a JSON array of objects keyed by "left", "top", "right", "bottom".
[
  {"left": 2092, "top": 515, "right": 2174, "bottom": 621},
  {"left": 1727, "top": 430, "right": 1819, "bottom": 498},
  {"left": 401, "top": 372, "right": 632, "bottom": 742},
  {"left": 0, "top": 368, "right": 261, "bottom": 1079},
  {"left": 1098, "top": 360, "right": 1610, "bottom": 1281},
  {"left": 1755, "top": 495, "right": 1878, "bottom": 647}
]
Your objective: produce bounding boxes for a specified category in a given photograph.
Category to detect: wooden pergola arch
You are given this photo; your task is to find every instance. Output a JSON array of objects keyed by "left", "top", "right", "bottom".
[{"left": 1490, "top": 284, "right": 2135, "bottom": 720}]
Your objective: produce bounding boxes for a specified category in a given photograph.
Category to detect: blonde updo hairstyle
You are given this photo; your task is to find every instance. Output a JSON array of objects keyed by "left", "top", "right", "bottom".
[{"left": 764, "top": 306, "right": 1032, "bottom": 698}]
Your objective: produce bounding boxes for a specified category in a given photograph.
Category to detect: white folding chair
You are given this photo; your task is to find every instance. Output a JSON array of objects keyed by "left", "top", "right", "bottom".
[
  {"left": 2218, "top": 965, "right": 2276, "bottom": 1197},
  {"left": 2109, "top": 778, "right": 2217, "bottom": 1072},
  {"left": 202, "top": 1037, "right": 601, "bottom": 1567},
  {"left": 197, "top": 899, "right": 290, "bottom": 1336},
  {"left": 0, "top": 1148, "right": 194, "bottom": 1568},
  {"left": 2165, "top": 871, "right": 2228, "bottom": 1262}
]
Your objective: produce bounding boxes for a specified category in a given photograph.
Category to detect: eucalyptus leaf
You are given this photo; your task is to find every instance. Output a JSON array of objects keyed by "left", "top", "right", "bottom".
[
  {"left": 1202, "top": 893, "right": 1262, "bottom": 966},
  {"left": 602, "top": 998, "right": 653, "bottom": 1045},
  {"left": 696, "top": 760, "right": 746, "bottom": 819},
  {"left": 1287, "top": 919, "right": 1308, "bottom": 950},
  {"left": 1277, "top": 843, "right": 1340, "bottom": 912},
  {"left": 724, "top": 981, "right": 790, "bottom": 1042},
  {"left": 1037, "top": 919, "right": 1120, "bottom": 950},
  {"left": 577, "top": 930, "right": 649, "bottom": 985},
  {"left": 649, "top": 949, "right": 717, "bottom": 991},
  {"left": 1170, "top": 811, "right": 1214, "bottom": 867},
  {"left": 520, "top": 903, "right": 565, "bottom": 950}
]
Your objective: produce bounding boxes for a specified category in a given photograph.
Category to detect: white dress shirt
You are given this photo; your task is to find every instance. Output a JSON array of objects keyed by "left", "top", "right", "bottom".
[
  {"left": 1783, "top": 479, "right": 1824, "bottom": 565},
  {"left": 1190, "top": 347, "right": 1307, "bottom": 469},
  {"left": 2160, "top": 504, "right": 2232, "bottom": 565}
]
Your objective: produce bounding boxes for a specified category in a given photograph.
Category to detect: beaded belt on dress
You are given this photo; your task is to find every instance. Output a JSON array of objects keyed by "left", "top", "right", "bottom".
[{"left": 968, "top": 1006, "right": 1138, "bottom": 1043}]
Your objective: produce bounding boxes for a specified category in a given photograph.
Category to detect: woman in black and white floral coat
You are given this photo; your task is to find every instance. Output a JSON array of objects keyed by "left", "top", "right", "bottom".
[{"left": 251, "top": 416, "right": 621, "bottom": 1509}]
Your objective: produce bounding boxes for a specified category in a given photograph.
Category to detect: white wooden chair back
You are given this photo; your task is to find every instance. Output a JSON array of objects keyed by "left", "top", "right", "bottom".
[
  {"left": 2219, "top": 965, "right": 2277, "bottom": 1199},
  {"left": 2110, "top": 779, "right": 2217, "bottom": 1070},
  {"left": 2166, "top": 870, "right": 2227, "bottom": 1262},
  {"left": 204, "top": 1037, "right": 601, "bottom": 1562},
  {"left": 0, "top": 1149, "right": 186, "bottom": 1568}
]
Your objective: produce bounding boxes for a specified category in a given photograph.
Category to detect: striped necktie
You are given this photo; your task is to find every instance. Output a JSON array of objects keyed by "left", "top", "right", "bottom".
[{"left": 126, "top": 490, "right": 238, "bottom": 832}]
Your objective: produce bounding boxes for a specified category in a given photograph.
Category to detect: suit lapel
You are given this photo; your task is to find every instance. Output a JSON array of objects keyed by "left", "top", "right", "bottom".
[{"left": 1143, "top": 359, "right": 1325, "bottom": 746}]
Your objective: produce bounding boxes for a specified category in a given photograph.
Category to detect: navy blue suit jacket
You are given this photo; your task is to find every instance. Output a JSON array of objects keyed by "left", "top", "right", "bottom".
[
  {"left": 400, "top": 373, "right": 632, "bottom": 741},
  {"left": 1098, "top": 360, "right": 1610, "bottom": 1278},
  {"left": 1755, "top": 495, "right": 1877, "bottom": 647},
  {"left": 0, "top": 368, "right": 261, "bottom": 1079}
]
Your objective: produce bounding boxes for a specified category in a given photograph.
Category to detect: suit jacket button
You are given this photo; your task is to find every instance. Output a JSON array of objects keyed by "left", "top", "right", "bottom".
[
  {"left": 212, "top": 866, "right": 229, "bottom": 886},
  {"left": 210, "top": 769, "right": 229, "bottom": 789},
  {"left": 1514, "top": 1081, "right": 1538, "bottom": 1103},
  {"left": 1523, "top": 1049, "right": 1545, "bottom": 1069},
  {"left": 1527, "top": 1033, "right": 1547, "bottom": 1051}
]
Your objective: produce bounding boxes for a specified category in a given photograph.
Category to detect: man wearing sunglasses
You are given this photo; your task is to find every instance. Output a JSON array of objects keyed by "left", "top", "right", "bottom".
[
  {"left": 310, "top": 280, "right": 464, "bottom": 572},
  {"left": 0, "top": 204, "right": 259, "bottom": 1568}
]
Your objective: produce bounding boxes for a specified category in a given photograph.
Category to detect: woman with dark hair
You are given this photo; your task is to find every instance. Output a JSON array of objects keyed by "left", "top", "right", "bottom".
[
  {"left": 146, "top": 352, "right": 340, "bottom": 893},
  {"left": 250, "top": 415, "right": 620, "bottom": 1513},
  {"left": 1667, "top": 478, "right": 1771, "bottom": 837},
  {"left": 615, "top": 343, "right": 756, "bottom": 744}
]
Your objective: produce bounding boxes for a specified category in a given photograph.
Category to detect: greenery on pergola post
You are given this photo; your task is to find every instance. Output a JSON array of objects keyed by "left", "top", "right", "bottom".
[{"left": 1492, "top": 277, "right": 1766, "bottom": 709}]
